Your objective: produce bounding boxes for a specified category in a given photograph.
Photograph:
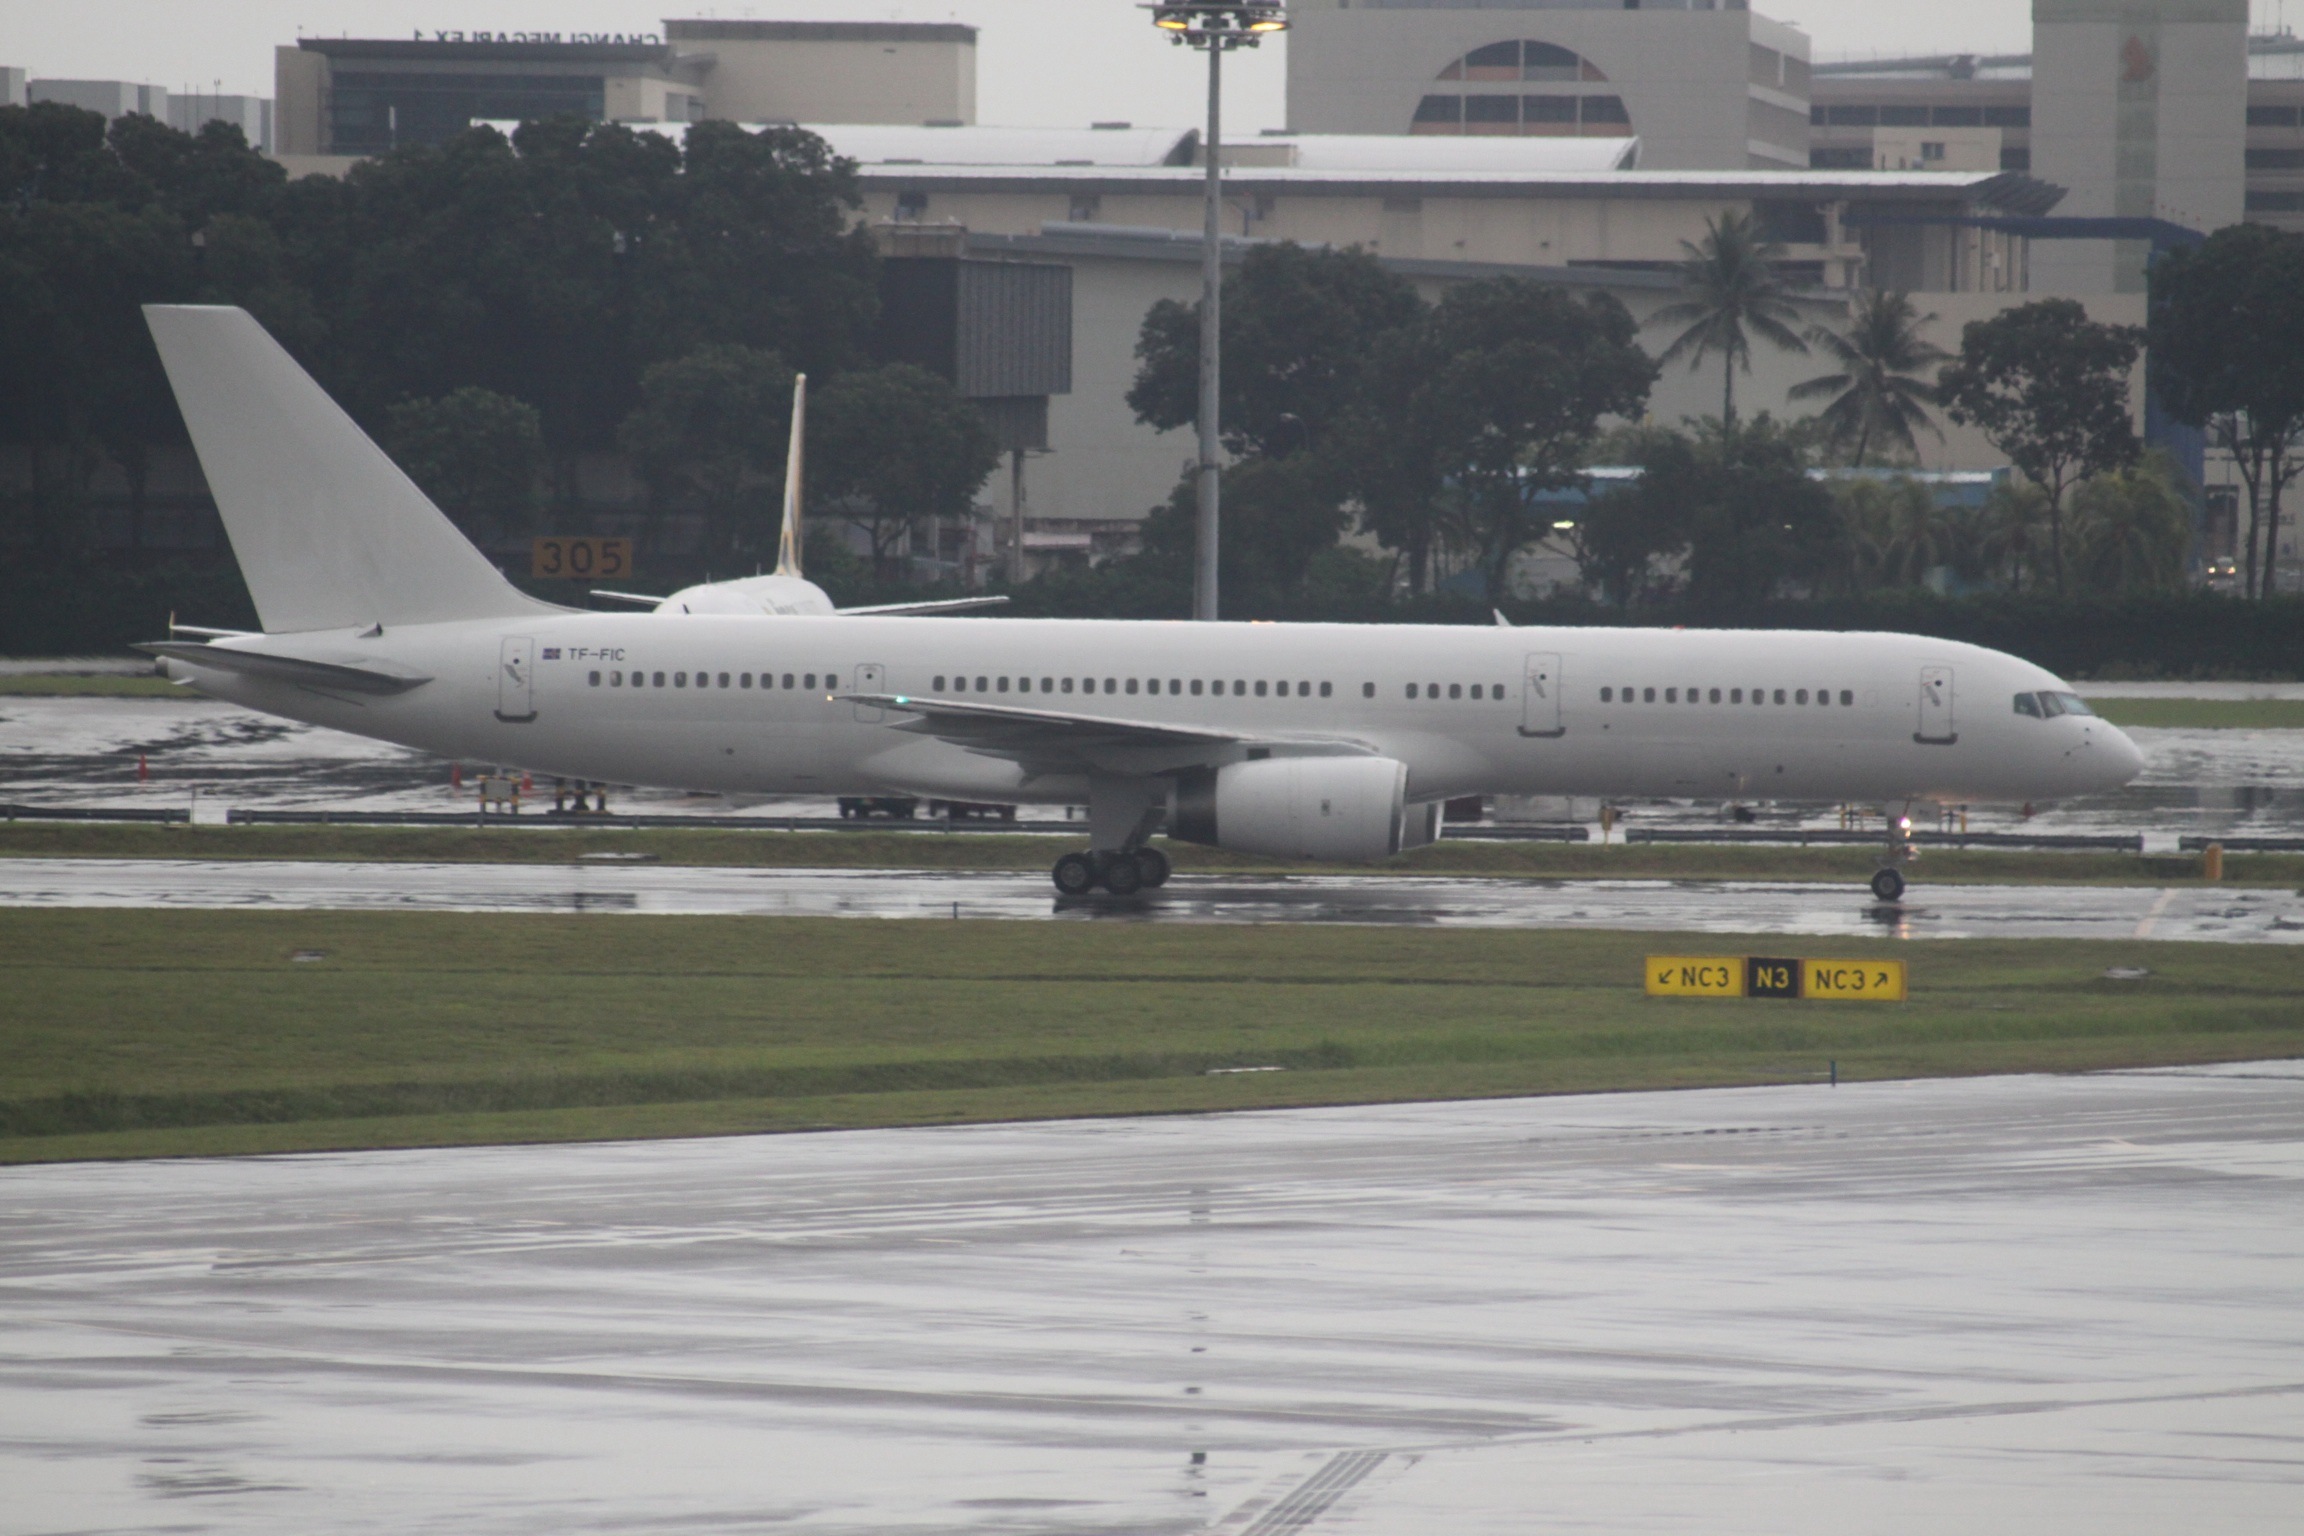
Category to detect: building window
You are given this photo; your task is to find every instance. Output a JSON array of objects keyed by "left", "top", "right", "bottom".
[
  {"left": 1419, "top": 41, "right": 1618, "bottom": 137},
  {"left": 1067, "top": 192, "right": 1100, "bottom": 222},
  {"left": 1880, "top": 104, "right": 1929, "bottom": 127},
  {"left": 2001, "top": 147, "right": 2032, "bottom": 173},
  {"left": 1412, "top": 94, "right": 1463, "bottom": 128},
  {"left": 894, "top": 189, "right": 929, "bottom": 221},
  {"left": 1930, "top": 106, "right": 1983, "bottom": 127},
  {"left": 1984, "top": 105, "right": 2032, "bottom": 128},
  {"left": 1581, "top": 95, "right": 1629, "bottom": 126},
  {"left": 1825, "top": 105, "right": 1878, "bottom": 127}
]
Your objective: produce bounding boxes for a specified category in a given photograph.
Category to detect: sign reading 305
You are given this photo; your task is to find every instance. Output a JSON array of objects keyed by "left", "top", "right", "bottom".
[{"left": 532, "top": 537, "right": 632, "bottom": 580}]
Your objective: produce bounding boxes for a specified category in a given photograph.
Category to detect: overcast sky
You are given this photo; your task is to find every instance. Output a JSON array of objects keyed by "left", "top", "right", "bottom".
[{"left": 4, "top": 1, "right": 2284, "bottom": 129}]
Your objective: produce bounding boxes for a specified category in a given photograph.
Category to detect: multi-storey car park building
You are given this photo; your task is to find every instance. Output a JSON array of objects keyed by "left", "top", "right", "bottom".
[{"left": 273, "top": 21, "right": 977, "bottom": 173}]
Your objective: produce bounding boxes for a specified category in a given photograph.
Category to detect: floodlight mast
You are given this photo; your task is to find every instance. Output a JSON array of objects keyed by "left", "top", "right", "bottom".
[{"left": 1147, "top": 2, "right": 1288, "bottom": 622}]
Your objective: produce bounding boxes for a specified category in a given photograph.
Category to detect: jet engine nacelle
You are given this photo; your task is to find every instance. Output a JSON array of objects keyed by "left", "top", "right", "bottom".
[{"left": 1171, "top": 755, "right": 1412, "bottom": 862}]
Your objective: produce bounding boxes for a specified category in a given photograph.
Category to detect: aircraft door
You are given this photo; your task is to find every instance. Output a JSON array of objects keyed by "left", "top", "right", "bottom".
[
  {"left": 852, "top": 662, "right": 885, "bottom": 722},
  {"left": 1916, "top": 664, "right": 1956, "bottom": 744},
  {"left": 1519, "top": 652, "right": 1564, "bottom": 738},
  {"left": 496, "top": 636, "right": 537, "bottom": 723}
]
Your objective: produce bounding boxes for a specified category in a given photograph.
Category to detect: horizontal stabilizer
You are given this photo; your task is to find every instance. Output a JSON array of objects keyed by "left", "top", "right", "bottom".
[
  {"left": 143, "top": 305, "right": 566, "bottom": 634},
  {"left": 137, "top": 642, "right": 433, "bottom": 695}
]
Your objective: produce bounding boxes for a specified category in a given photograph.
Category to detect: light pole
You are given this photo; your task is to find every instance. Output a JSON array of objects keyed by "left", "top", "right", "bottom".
[{"left": 1148, "top": 2, "right": 1287, "bottom": 622}]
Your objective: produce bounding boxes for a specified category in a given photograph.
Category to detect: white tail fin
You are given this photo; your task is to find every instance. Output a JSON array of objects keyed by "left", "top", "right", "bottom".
[
  {"left": 143, "top": 305, "right": 562, "bottom": 634},
  {"left": 774, "top": 372, "right": 806, "bottom": 579}
]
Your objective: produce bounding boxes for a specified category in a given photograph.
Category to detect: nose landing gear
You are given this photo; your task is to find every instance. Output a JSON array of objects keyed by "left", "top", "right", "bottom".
[{"left": 1870, "top": 809, "right": 1917, "bottom": 904}]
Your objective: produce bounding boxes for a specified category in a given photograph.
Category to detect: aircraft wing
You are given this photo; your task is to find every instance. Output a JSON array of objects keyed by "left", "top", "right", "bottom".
[
  {"left": 838, "top": 692, "right": 1367, "bottom": 777},
  {"left": 835, "top": 596, "right": 1011, "bottom": 616},
  {"left": 136, "top": 641, "right": 433, "bottom": 695}
]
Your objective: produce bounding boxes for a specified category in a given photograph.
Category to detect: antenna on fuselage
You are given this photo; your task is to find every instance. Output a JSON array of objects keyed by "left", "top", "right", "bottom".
[{"left": 775, "top": 373, "right": 806, "bottom": 579}]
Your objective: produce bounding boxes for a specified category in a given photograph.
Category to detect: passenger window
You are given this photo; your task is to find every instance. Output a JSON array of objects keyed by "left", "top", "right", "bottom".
[
  {"left": 718, "top": 672, "right": 730, "bottom": 688},
  {"left": 1795, "top": 689, "right": 1809, "bottom": 705},
  {"left": 1406, "top": 683, "right": 1419, "bottom": 699},
  {"left": 1320, "top": 682, "right": 1332, "bottom": 698},
  {"left": 998, "top": 677, "right": 1010, "bottom": 692},
  {"left": 654, "top": 672, "right": 666, "bottom": 686},
  {"left": 827, "top": 674, "right": 840, "bottom": 690},
  {"left": 1494, "top": 684, "right": 1505, "bottom": 698},
  {"left": 611, "top": 671, "right": 623, "bottom": 686},
  {"left": 675, "top": 672, "right": 688, "bottom": 688},
  {"left": 1729, "top": 688, "right": 1741, "bottom": 703},
  {"left": 1105, "top": 679, "right": 1117, "bottom": 694},
  {"left": 1814, "top": 688, "right": 1828, "bottom": 705},
  {"left": 1449, "top": 684, "right": 1462, "bottom": 700},
  {"left": 804, "top": 673, "right": 816, "bottom": 689},
  {"left": 589, "top": 670, "right": 600, "bottom": 686},
  {"left": 741, "top": 673, "right": 752, "bottom": 688},
  {"left": 1295, "top": 681, "right": 1308, "bottom": 697},
  {"left": 1126, "top": 679, "right": 1139, "bottom": 695},
  {"left": 1469, "top": 685, "right": 1482, "bottom": 700},
  {"left": 2014, "top": 692, "right": 2042, "bottom": 717},
  {"left": 1773, "top": 689, "right": 1786, "bottom": 704},
  {"left": 1061, "top": 677, "right": 1074, "bottom": 694},
  {"left": 933, "top": 676, "right": 946, "bottom": 691},
  {"left": 1254, "top": 680, "right": 1268, "bottom": 697},
  {"left": 1665, "top": 687, "right": 1677, "bottom": 703},
  {"left": 1427, "top": 682, "right": 1440, "bottom": 698},
  {"left": 1190, "top": 679, "right": 1203, "bottom": 696},
  {"left": 1601, "top": 686, "right": 1614, "bottom": 702},
  {"left": 1362, "top": 682, "right": 1374, "bottom": 698},
  {"left": 1708, "top": 688, "right": 1720, "bottom": 704},
  {"left": 1042, "top": 678, "right": 1053, "bottom": 692},
  {"left": 1232, "top": 680, "right": 1244, "bottom": 696},
  {"left": 1840, "top": 689, "right": 1854, "bottom": 706}
]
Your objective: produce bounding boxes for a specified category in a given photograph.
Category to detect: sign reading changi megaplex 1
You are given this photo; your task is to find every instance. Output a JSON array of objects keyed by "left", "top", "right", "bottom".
[{"left": 1646, "top": 956, "right": 1907, "bottom": 1001}]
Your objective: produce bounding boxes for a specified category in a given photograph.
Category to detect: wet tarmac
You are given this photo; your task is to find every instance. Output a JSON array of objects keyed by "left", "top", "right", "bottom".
[
  {"left": 2, "top": 1065, "right": 2300, "bottom": 1533},
  {"left": 6, "top": 694, "right": 2304, "bottom": 844},
  {"left": 3, "top": 857, "right": 2302, "bottom": 942}
]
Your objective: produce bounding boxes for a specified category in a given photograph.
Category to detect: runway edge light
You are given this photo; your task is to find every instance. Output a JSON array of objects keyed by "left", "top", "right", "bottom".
[{"left": 1645, "top": 956, "right": 1906, "bottom": 1002}]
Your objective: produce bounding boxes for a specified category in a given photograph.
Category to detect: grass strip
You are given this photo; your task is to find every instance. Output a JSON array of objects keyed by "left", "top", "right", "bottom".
[
  {"left": 2085, "top": 697, "right": 2304, "bottom": 730},
  {"left": 1, "top": 822, "right": 2297, "bottom": 885},
  {"left": 0, "top": 674, "right": 177, "bottom": 697},
  {"left": 1, "top": 909, "right": 2297, "bottom": 1163}
]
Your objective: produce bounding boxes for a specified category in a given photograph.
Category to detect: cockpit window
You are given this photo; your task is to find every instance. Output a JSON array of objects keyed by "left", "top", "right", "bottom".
[
  {"left": 2013, "top": 692, "right": 2042, "bottom": 718},
  {"left": 2043, "top": 691, "right": 2093, "bottom": 717}
]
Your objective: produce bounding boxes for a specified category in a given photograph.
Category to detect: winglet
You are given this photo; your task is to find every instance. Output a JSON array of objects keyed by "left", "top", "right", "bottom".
[
  {"left": 774, "top": 373, "right": 806, "bottom": 579},
  {"left": 1493, "top": 609, "right": 1514, "bottom": 627}
]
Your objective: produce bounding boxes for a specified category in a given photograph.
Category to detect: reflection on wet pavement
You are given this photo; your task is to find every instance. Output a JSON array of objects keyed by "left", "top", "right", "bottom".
[{"left": 3, "top": 858, "right": 2300, "bottom": 943}]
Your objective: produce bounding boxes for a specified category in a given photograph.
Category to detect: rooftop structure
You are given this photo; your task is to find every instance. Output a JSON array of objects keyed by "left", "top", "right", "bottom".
[{"left": 1284, "top": 0, "right": 1813, "bottom": 171}]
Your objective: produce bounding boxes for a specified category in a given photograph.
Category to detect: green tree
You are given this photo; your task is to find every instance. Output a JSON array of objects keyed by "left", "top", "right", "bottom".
[
  {"left": 1790, "top": 289, "right": 1948, "bottom": 467},
  {"left": 616, "top": 343, "right": 794, "bottom": 567},
  {"left": 1975, "top": 478, "right": 2052, "bottom": 594},
  {"left": 810, "top": 363, "right": 999, "bottom": 578},
  {"left": 1418, "top": 279, "right": 1657, "bottom": 601},
  {"left": 2148, "top": 222, "right": 2304, "bottom": 600},
  {"left": 1826, "top": 477, "right": 1947, "bottom": 593},
  {"left": 381, "top": 387, "right": 546, "bottom": 545},
  {"left": 1650, "top": 210, "right": 1809, "bottom": 432},
  {"left": 2068, "top": 454, "right": 2193, "bottom": 594},
  {"left": 1938, "top": 298, "right": 2142, "bottom": 596},
  {"left": 1128, "top": 242, "right": 1424, "bottom": 457}
]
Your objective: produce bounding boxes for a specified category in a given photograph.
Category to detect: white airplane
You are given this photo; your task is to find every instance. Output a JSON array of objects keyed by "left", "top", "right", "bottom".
[
  {"left": 139, "top": 305, "right": 2145, "bottom": 900},
  {"left": 587, "top": 374, "right": 1009, "bottom": 620}
]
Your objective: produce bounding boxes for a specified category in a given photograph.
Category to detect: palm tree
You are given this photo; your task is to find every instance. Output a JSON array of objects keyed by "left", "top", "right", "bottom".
[
  {"left": 1650, "top": 210, "right": 1809, "bottom": 432},
  {"left": 1790, "top": 289, "right": 1950, "bottom": 467}
]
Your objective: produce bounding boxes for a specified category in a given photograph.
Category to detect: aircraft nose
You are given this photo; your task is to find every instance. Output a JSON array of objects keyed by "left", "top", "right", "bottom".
[{"left": 2096, "top": 723, "right": 2148, "bottom": 788}]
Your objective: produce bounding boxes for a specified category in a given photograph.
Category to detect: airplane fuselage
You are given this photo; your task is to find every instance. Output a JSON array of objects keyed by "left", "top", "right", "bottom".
[{"left": 167, "top": 614, "right": 2144, "bottom": 810}]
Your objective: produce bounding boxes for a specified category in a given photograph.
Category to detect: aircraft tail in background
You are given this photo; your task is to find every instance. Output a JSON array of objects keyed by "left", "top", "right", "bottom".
[{"left": 143, "top": 305, "right": 564, "bottom": 635}]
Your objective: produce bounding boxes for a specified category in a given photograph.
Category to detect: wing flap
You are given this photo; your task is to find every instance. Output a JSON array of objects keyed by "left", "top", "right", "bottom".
[{"left": 837, "top": 692, "right": 1373, "bottom": 776}]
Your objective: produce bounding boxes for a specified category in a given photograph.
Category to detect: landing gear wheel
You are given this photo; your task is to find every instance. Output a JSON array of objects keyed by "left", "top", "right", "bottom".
[
  {"left": 1869, "top": 867, "right": 1906, "bottom": 902},
  {"left": 1133, "top": 846, "right": 1172, "bottom": 889},
  {"left": 1100, "top": 852, "right": 1144, "bottom": 896},
  {"left": 1052, "top": 853, "right": 1098, "bottom": 896}
]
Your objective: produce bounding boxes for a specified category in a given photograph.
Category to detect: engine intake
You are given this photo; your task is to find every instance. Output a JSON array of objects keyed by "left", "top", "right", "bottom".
[{"left": 1171, "top": 756, "right": 1411, "bottom": 862}]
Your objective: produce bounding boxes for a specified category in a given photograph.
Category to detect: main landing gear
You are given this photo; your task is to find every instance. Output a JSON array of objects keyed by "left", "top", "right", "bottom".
[{"left": 1052, "top": 845, "right": 1171, "bottom": 897}]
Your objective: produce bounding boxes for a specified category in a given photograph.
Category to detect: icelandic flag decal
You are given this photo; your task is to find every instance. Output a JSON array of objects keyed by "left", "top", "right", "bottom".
[{"left": 541, "top": 647, "right": 562, "bottom": 660}]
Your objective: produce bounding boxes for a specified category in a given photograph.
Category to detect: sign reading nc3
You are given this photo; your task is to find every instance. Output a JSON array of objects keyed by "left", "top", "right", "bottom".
[{"left": 1646, "top": 956, "right": 1907, "bottom": 1001}]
